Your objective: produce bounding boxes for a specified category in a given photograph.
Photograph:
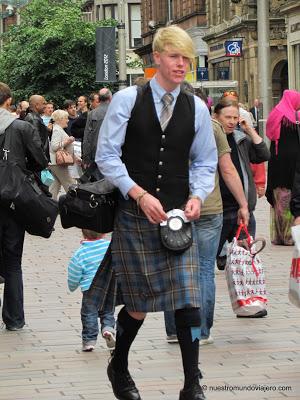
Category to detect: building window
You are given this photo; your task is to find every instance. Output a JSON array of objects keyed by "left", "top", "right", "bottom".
[
  {"left": 221, "top": 0, "right": 230, "bottom": 21},
  {"left": 103, "top": 4, "right": 118, "bottom": 20},
  {"left": 128, "top": 3, "right": 141, "bottom": 48}
]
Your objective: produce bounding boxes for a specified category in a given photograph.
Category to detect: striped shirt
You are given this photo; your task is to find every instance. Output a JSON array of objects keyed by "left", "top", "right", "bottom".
[{"left": 68, "top": 238, "right": 110, "bottom": 292}]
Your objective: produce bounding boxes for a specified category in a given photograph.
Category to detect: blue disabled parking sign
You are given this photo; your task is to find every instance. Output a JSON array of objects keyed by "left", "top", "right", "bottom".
[
  {"left": 225, "top": 40, "right": 243, "bottom": 57},
  {"left": 197, "top": 67, "right": 209, "bottom": 81}
]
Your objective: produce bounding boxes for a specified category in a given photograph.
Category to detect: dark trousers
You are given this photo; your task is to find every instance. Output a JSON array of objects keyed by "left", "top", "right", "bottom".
[
  {"left": 217, "top": 210, "right": 256, "bottom": 257},
  {"left": 0, "top": 208, "right": 25, "bottom": 328}
]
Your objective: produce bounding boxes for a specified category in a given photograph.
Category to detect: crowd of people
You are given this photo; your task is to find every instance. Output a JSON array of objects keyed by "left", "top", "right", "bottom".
[{"left": 1, "top": 24, "right": 300, "bottom": 400}]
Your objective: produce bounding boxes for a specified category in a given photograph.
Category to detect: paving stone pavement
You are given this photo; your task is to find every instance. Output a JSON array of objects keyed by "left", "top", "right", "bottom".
[{"left": 0, "top": 197, "right": 299, "bottom": 400}]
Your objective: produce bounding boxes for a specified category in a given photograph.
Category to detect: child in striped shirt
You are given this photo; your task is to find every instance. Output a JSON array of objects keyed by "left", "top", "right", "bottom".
[{"left": 68, "top": 229, "right": 115, "bottom": 352}]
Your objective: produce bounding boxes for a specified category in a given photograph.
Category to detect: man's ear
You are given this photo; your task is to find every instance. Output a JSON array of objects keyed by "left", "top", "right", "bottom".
[
  {"left": 5, "top": 97, "right": 12, "bottom": 109},
  {"left": 153, "top": 51, "right": 160, "bottom": 67}
]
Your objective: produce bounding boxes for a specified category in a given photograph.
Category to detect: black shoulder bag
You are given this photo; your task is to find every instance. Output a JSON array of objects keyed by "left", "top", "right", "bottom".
[
  {"left": 0, "top": 129, "right": 58, "bottom": 238},
  {"left": 58, "top": 162, "right": 118, "bottom": 233}
]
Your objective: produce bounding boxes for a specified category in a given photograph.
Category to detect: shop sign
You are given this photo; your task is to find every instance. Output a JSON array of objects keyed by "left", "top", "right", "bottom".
[{"left": 197, "top": 67, "right": 209, "bottom": 81}]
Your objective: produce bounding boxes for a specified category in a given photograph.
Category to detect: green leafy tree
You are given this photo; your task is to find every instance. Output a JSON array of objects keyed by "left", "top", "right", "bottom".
[{"left": 0, "top": 0, "right": 118, "bottom": 106}]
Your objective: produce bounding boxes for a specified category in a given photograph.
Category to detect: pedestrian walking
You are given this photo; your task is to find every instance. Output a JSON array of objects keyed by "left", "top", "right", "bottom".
[
  {"left": 213, "top": 98, "right": 270, "bottom": 289},
  {"left": 164, "top": 117, "right": 249, "bottom": 345},
  {"left": 82, "top": 88, "right": 112, "bottom": 168},
  {"left": 25, "top": 94, "right": 50, "bottom": 160},
  {"left": 48, "top": 109, "right": 77, "bottom": 200},
  {"left": 95, "top": 25, "right": 217, "bottom": 400},
  {"left": 266, "top": 89, "right": 300, "bottom": 245},
  {"left": 68, "top": 229, "right": 115, "bottom": 352},
  {"left": 0, "top": 82, "right": 48, "bottom": 331}
]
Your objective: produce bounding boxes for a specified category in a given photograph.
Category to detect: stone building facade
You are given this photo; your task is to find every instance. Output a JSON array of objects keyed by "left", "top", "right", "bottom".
[
  {"left": 203, "top": 0, "right": 288, "bottom": 106},
  {"left": 136, "top": 0, "right": 209, "bottom": 80},
  {"left": 281, "top": 0, "right": 300, "bottom": 91}
]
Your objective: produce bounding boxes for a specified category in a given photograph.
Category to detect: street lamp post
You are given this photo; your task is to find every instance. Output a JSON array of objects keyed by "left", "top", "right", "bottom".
[
  {"left": 117, "top": 0, "right": 127, "bottom": 90},
  {"left": 257, "top": 0, "right": 272, "bottom": 138}
]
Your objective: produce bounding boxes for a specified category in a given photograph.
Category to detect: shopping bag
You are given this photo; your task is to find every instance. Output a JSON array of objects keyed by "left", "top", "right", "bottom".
[
  {"left": 225, "top": 224, "right": 267, "bottom": 316},
  {"left": 288, "top": 225, "right": 300, "bottom": 308},
  {"left": 41, "top": 169, "right": 55, "bottom": 186}
]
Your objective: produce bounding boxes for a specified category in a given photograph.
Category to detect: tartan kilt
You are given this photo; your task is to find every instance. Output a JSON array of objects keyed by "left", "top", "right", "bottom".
[{"left": 89, "top": 198, "right": 201, "bottom": 313}]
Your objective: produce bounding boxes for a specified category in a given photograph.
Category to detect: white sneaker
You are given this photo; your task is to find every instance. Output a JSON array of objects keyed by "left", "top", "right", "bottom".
[
  {"left": 166, "top": 334, "right": 178, "bottom": 343},
  {"left": 82, "top": 341, "right": 95, "bottom": 352},
  {"left": 102, "top": 330, "right": 116, "bottom": 349},
  {"left": 199, "top": 335, "right": 214, "bottom": 346}
]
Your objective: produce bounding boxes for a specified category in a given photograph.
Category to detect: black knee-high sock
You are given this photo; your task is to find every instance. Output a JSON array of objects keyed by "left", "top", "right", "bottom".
[
  {"left": 112, "top": 307, "right": 144, "bottom": 372},
  {"left": 175, "top": 308, "right": 202, "bottom": 388}
]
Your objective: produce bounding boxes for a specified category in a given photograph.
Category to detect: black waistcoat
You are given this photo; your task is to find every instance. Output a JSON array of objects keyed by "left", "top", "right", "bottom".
[{"left": 121, "top": 83, "right": 195, "bottom": 211}]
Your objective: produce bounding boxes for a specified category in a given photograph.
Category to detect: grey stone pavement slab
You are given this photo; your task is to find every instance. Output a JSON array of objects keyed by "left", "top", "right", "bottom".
[{"left": 0, "top": 198, "right": 299, "bottom": 400}]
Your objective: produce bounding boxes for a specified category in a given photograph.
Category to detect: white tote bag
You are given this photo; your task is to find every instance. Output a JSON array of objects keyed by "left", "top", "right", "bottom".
[
  {"left": 289, "top": 225, "right": 300, "bottom": 308},
  {"left": 225, "top": 224, "right": 267, "bottom": 316}
]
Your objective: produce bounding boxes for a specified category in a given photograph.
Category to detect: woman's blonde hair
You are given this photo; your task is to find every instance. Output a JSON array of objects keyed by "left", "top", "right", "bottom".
[
  {"left": 51, "top": 109, "right": 68, "bottom": 122},
  {"left": 152, "top": 25, "right": 195, "bottom": 61}
]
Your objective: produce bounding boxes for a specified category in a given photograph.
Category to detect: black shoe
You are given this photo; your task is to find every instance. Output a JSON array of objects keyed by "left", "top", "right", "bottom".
[
  {"left": 236, "top": 309, "right": 267, "bottom": 318},
  {"left": 107, "top": 359, "right": 141, "bottom": 400},
  {"left": 216, "top": 255, "right": 227, "bottom": 270},
  {"left": 179, "top": 383, "right": 206, "bottom": 400},
  {"left": 6, "top": 324, "right": 25, "bottom": 331}
]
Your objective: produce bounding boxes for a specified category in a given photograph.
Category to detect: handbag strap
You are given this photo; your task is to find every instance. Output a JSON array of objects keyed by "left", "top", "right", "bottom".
[
  {"left": 1, "top": 128, "right": 12, "bottom": 161},
  {"left": 235, "top": 223, "right": 251, "bottom": 244},
  {"left": 79, "top": 161, "right": 104, "bottom": 183},
  {"left": 296, "top": 111, "right": 300, "bottom": 143}
]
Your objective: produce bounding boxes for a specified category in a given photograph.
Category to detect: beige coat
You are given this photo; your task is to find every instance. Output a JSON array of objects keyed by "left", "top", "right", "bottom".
[{"left": 49, "top": 124, "right": 74, "bottom": 165}]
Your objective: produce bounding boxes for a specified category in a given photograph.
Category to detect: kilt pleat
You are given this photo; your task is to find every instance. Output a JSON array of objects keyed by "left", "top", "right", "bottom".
[{"left": 89, "top": 199, "right": 201, "bottom": 313}]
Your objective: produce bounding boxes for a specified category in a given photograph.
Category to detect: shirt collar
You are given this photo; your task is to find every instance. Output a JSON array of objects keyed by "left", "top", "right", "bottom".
[{"left": 150, "top": 76, "right": 180, "bottom": 104}]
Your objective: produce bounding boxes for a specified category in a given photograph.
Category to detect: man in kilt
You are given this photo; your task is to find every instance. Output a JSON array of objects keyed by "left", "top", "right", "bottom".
[{"left": 95, "top": 26, "right": 217, "bottom": 400}]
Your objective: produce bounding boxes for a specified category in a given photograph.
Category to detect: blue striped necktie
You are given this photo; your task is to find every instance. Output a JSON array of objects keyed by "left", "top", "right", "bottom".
[{"left": 160, "top": 93, "right": 174, "bottom": 131}]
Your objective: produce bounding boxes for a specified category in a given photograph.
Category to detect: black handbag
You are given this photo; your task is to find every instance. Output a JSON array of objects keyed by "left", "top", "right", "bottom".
[
  {"left": 160, "top": 209, "right": 193, "bottom": 253},
  {"left": 59, "top": 163, "right": 118, "bottom": 233},
  {"left": 0, "top": 134, "right": 58, "bottom": 238}
]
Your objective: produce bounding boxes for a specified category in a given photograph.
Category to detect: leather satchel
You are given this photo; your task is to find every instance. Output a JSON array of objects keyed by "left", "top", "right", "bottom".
[
  {"left": 160, "top": 209, "right": 193, "bottom": 253},
  {"left": 56, "top": 146, "right": 74, "bottom": 166},
  {"left": 59, "top": 164, "right": 118, "bottom": 233}
]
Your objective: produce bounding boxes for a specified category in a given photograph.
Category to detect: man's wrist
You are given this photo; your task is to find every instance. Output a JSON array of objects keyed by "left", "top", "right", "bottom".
[
  {"left": 189, "top": 194, "right": 201, "bottom": 202},
  {"left": 136, "top": 190, "right": 148, "bottom": 207}
]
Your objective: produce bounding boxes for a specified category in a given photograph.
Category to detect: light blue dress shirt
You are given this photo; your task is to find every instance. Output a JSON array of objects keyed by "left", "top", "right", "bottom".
[{"left": 95, "top": 77, "right": 217, "bottom": 203}]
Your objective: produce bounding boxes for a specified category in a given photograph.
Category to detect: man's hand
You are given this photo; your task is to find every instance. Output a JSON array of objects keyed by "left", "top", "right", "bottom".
[
  {"left": 237, "top": 206, "right": 249, "bottom": 226},
  {"left": 184, "top": 198, "right": 201, "bottom": 221},
  {"left": 256, "top": 186, "right": 266, "bottom": 198},
  {"left": 294, "top": 216, "right": 300, "bottom": 226},
  {"left": 240, "top": 118, "right": 262, "bottom": 144},
  {"left": 139, "top": 193, "right": 168, "bottom": 224}
]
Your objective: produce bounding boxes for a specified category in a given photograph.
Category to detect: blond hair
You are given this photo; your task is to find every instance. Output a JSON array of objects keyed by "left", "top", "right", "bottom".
[
  {"left": 51, "top": 109, "right": 68, "bottom": 122},
  {"left": 152, "top": 25, "right": 195, "bottom": 61}
]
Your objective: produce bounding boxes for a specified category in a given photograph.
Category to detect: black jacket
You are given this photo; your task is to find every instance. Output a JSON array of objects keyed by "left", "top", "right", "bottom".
[
  {"left": 0, "top": 109, "right": 48, "bottom": 173},
  {"left": 82, "top": 103, "right": 109, "bottom": 165},
  {"left": 291, "top": 154, "right": 300, "bottom": 218},
  {"left": 225, "top": 129, "right": 270, "bottom": 212},
  {"left": 70, "top": 111, "right": 88, "bottom": 140},
  {"left": 25, "top": 111, "right": 50, "bottom": 161}
]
